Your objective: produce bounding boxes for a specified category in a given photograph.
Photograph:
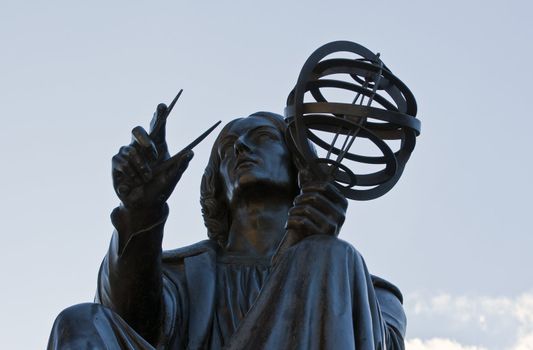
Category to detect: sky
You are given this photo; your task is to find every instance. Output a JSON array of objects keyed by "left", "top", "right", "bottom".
[{"left": 0, "top": 1, "right": 532, "bottom": 349}]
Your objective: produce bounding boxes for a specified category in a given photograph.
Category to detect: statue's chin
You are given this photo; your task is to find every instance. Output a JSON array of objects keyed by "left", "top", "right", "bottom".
[{"left": 230, "top": 174, "right": 293, "bottom": 203}]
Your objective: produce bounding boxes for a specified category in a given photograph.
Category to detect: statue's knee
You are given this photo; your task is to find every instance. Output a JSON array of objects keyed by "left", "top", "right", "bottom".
[{"left": 49, "top": 303, "right": 112, "bottom": 349}]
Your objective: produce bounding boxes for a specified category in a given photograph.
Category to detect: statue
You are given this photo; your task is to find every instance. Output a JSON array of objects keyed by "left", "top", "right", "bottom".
[{"left": 48, "top": 41, "right": 419, "bottom": 350}]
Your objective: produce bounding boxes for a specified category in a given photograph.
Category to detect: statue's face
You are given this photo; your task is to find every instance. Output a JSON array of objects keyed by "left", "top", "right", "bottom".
[{"left": 218, "top": 116, "right": 296, "bottom": 204}]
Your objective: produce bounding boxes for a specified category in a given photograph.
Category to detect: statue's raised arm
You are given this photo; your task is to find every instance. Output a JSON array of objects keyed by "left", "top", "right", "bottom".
[{"left": 97, "top": 93, "right": 195, "bottom": 345}]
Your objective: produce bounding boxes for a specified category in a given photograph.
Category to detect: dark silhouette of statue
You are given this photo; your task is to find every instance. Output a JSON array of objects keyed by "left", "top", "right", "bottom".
[
  {"left": 47, "top": 108, "right": 406, "bottom": 350},
  {"left": 48, "top": 41, "right": 421, "bottom": 350}
]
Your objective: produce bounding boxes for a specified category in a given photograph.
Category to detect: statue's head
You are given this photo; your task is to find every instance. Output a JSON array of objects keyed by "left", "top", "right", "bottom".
[{"left": 200, "top": 112, "right": 299, "bottom": 245}]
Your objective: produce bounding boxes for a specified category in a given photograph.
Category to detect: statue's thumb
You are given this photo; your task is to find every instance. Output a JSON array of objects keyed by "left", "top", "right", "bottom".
[{"left": 298, "top": 167, "right": 316, "bottom": 187}]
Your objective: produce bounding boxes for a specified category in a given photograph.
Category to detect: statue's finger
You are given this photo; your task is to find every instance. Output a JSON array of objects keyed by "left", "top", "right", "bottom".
[
  {"left": 149, "top": 103, "right": 168, "bottom": 142},
  {"left": 301, "top": 181, "right": 348, "bottom": 210},
  {"left": 293, "top": 192, "right": 345, "bottom": 221},
  {"left": 112, "top": 154, "right": 137, "bottom": 179},
  {"left": 132, "top": 126, "right": 158, "bottom": 160},
  {"left": 289, "top": 205, "right": 330, "bottom": 231},
  {"left": 149, "top": 90, "right": 183, "bottom": 143},
  {"left": 123, "top": 146, "right": 153, "bottom": 182},
  {"left": 286, "top": 215, "right": 321, "bottom": 236}
]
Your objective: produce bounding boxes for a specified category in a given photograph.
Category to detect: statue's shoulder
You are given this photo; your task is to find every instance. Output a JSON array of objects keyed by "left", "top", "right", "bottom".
[
  {"left": 371, "top": 274, "right": 403, "bottom": 304},
  {"left": 162, "top": 239, "right": 219, "bottom": 263}
]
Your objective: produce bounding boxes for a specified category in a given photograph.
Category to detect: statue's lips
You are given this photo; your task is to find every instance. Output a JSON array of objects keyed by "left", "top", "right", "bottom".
[{"left": 234, "top": 158, "right": 258, "bottom": 170}]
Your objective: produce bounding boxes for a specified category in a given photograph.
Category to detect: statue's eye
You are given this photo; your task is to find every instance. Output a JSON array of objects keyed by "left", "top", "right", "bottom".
[{"left": 255, "top": 130, "right": 279, "bottom": 141}]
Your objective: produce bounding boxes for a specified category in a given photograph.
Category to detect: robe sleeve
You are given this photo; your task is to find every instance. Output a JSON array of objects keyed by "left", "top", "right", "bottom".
[{"left": 95, "top": 204, "right": 168, "bottom": 346}]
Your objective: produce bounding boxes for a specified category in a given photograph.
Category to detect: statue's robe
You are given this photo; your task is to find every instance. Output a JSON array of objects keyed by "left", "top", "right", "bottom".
[{"left": 48, "top": 207, "right": 406, "bottom": 349}]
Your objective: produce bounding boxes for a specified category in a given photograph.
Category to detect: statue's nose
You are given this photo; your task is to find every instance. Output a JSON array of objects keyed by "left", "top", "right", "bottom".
[{"left": 234, "top": 135, "right": 252, "bottom": 156}]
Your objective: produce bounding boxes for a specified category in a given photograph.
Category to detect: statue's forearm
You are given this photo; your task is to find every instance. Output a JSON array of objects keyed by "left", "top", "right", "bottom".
[{"left": 96, "top": 204, "right": 168, "bottom": 346}]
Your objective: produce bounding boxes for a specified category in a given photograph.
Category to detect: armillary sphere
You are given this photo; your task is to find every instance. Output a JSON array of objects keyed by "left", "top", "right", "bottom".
[{"left": 285, "top": 41, "right": 421, "bottom": 201}]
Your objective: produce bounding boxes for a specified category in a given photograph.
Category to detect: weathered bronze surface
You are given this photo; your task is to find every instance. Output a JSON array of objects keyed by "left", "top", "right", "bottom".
[{"left": 48, "top": 41, "right": 418, "bottom": 350}]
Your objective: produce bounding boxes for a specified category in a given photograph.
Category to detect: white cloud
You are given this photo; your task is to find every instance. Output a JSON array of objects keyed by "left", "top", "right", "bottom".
[
  {"left": 513, "top": 331, "right": 533, "bottom": 350},
  {"left": 406, "top": 338, "right": 487, "bottom": 350},
  {"left": 405, "top": 292, "right": 533, "bottom": 350}
]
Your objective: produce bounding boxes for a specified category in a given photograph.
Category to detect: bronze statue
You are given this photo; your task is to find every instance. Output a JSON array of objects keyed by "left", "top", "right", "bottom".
[{"left": 48, "top": 41, "right": 419, "bottom": 350}]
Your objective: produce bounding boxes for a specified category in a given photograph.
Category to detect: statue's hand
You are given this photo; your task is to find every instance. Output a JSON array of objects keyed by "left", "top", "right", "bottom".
[
  {"left": 112, "top": 103, "right": 194, "bottom": 210},
  {"left": 287, "top": 180, "right": 348, "bottom": 238}
]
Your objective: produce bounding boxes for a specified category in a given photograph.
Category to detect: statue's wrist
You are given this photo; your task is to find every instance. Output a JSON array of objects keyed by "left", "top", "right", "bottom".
[
  {"left": 124, "top": 202, "right": 166, "bottom": 218},
  {"left": 111, "top": 202, "right": 169, "bottom": 235}
]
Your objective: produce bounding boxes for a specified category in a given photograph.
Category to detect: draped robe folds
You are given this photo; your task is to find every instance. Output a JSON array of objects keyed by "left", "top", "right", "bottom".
[{"left": 48, "top": 205, "right": 406, "bottom": 350}]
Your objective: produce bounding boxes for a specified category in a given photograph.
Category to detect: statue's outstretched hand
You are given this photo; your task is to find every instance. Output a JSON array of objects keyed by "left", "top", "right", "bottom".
[
  {"left": 112, "top": 103, "right": 194, "bottom": 210},
  {"left": 286, "top": 169, "right": 348, "bottom": 238}
]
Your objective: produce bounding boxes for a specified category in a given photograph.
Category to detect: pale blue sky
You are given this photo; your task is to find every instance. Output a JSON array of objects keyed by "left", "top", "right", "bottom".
[{"left": 1, "top": 1, "right": 532, "bottom": 349}]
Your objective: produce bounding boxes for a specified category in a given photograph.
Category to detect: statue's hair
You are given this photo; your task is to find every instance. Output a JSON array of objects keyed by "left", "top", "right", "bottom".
[{"left": 200, "top": 112, "right": 298, "bottom": 246}]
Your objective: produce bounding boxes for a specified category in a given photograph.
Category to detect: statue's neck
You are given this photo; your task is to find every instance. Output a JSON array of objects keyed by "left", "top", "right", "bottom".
[{"left": 225, "top": 193, "right": 293, "bottom": 258}]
